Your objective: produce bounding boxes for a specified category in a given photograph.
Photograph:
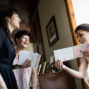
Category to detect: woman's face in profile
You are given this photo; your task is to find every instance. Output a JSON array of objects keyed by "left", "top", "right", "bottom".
[
  {"left": 76, "top": 30, "right": 89, "bottom": 44},
  {"left": 17, "top": 35, "right": 30, "bottom": 49},
  {"left": 9, "top": 13, "right": 21, "bottom": 29}
]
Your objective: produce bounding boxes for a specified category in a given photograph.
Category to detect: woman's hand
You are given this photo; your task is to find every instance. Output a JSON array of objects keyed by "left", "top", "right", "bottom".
[
  {"left": 21, "top": 59, "right": 31, "bottom": 68},
  {"left": 13, "top": 59, "right": 31, "bottom": 69},
  {"left": 81, "top": 51, "right": 89, "bottom": 58},
  {"left": 54, "top": 60, "right": 64, "bottom": 70}
]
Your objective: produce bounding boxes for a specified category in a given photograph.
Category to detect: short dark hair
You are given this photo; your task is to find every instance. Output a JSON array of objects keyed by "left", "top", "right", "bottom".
[
  {"left": 75, "top": 23, "right": 89, "bottom": 33},
  {"left": 14, "top": 30, "right": 31, "bottom": 44}
]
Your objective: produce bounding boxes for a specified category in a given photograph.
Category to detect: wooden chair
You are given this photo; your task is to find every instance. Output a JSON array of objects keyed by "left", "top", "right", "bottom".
[{"left": 39, "top": 71, "right": 76, "bottom": 89}]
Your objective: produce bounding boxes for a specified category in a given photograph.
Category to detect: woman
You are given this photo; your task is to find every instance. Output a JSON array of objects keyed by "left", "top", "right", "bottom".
[
  {"left": 55, "top": 23, "right": 89, "bottom": 85},
  {"left": 0, "top": 8, "right": 21, "bottom": 89},
  {"left": 13, "top": 30, "right": 37, "bottom": 89}
]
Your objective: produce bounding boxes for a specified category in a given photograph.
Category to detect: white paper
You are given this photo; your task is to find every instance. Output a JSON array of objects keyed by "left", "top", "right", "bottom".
[
  {"left": 54, "top": 47, "right": 73, "bottom": 62},
  {"left": 18, "top": 50, "right": 41, "bottom": 70},
  {"left": 54, "top": 44, "right": 89, "bottom": 62}
]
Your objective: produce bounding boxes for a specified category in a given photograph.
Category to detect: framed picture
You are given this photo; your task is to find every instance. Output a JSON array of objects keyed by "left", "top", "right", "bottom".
[{"left": 46, "top": 16, "right": 59, "bottom": 47}]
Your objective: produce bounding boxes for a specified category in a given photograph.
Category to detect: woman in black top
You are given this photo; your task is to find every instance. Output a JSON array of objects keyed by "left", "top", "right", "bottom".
[{"left": 0, "top": 8, "right": 21, "bottom": 89}]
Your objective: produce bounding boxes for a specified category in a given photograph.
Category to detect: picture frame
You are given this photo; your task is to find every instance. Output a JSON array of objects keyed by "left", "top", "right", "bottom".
[{"left": 46, "top": 16, "right": 59, "bottom": 47}]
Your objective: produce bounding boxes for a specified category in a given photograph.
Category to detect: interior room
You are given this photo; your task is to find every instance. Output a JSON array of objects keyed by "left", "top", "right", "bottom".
[{"left": 0, "top": 0, "right": 89, "bottom": 89}]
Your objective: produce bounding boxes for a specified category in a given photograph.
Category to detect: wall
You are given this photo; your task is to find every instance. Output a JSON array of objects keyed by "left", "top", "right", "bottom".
[
  {"left": 38, "top": 0, "right": 73, "bottom": 62},
  {"left": 14, "top": 4, "right": 29, "bottom": 23},
  {"left": 38, "top": 0, "right": 82, "bottom": 89}
]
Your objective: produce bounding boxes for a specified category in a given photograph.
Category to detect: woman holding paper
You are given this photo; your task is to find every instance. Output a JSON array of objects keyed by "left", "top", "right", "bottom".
[
  {"left": 13, "top": 30, "right": 37, "bottom": 89},
  {"left": 55, "top": 23, "right": 89, "bottom": 85}
]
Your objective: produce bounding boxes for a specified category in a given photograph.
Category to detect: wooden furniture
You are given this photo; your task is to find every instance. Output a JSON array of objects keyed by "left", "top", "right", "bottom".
[{"left": 39, "top": 71, "right": 76, "bottom": 89}]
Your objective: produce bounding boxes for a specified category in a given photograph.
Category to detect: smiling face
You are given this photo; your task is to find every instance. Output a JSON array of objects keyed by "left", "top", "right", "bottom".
[
  {"left": 16, "top": 35, "right": 30, "bottom": 49},
  {"left": 9, "top": 13, "right": 21, "bottom": 29},
  {"left": 76, "top": 30, "right": 89, "bottom": 44}
]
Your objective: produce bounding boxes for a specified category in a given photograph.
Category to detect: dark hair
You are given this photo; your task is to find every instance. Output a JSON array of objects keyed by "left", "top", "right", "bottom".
[
  {"left": 75, "top": 23, "right": 89, "bottom": 33},
  {"left": 0, "top": 8, "right": 18, "bottom": 28},
  {"left": 14, "top": 30, "right": 31, "bottom": 44},
  {"left": 0, "top": 8, "right": 19, "bottom": 49}
]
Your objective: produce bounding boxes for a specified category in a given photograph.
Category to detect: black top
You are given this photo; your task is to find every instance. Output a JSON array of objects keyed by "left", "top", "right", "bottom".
[{"left": 0, "top": 29, "right": 18, "bottom": 89}]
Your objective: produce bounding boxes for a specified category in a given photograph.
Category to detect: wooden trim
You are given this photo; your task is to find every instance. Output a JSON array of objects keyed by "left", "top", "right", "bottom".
[{"left": 65, "top": 0, "right": 80, "bottom": 45}]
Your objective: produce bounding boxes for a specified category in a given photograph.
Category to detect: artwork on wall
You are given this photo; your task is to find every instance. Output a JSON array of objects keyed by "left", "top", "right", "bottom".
[{"left": 46, "top": 16, "right": 59, "bottom": 47}]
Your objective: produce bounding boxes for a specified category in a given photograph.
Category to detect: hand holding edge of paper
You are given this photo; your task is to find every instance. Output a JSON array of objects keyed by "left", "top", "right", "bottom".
[{"left": 54, "top": 60, "right": 64, "bottom": 70}]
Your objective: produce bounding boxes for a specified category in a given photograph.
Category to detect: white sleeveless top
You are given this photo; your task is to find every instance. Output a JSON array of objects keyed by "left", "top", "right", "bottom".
[
  {"left": 83, "top": 58, "right": 89, "bottom": 86},
  {"left": 13, "top": 51, "right": 32, "bottom": 89}
]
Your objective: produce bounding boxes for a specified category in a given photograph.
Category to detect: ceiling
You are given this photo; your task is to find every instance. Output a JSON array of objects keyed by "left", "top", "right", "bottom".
[
  {"left": 0, "top": 0, "right": 39, "bottom": 8},
  {"left": 0, "top": 0, "right": 9, "bottom": 4},
  {"left": 0, "top": 0, "right": 39, "bottom": 21}
]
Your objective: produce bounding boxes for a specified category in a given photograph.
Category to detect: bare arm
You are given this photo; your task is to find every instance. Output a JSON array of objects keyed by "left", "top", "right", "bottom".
[
  {"left": 31, "top": 68, "right": 37, "bottom": 89},
  {"left": 55, "top": 57, "right": 87, "bottom": 79},
  {"left": 0, "top": 74, "right": 7, "bottom": 89}
]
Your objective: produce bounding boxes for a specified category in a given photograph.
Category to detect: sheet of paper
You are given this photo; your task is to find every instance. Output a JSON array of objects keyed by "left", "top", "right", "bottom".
[
  {"left": 18, "top": 50, "right": 41, "bottom": 69},
  {"left": 54, "top": 44, "right": 89, "bottom": 62},
  {"left": 54, "top": 47, "right": 73, "bottom": 62},
  {"left": 73, "top": 45, "right": 82, "bottom": 59},
  {"left": 33, "top": 53, "right": 41, "bottom": 69}
]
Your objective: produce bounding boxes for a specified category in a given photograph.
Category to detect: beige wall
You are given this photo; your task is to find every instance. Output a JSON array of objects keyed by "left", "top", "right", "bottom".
[
  {"left": 38, "top": 0, "right": 82, "bottom": 89},
  {"left": 38, "top": 0, "right": 73, "bottom": 62}
]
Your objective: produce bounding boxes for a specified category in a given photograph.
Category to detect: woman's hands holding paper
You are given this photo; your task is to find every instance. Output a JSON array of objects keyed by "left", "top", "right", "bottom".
[
  {"left": 21, "top": 59, "right": 31, "bottom": 68},
  {"left": 55, "top": 60, "right": 65, "bottom": 70},
  {"left": 13, "top": 59, "right": 31, "bottom": 69},
  {"left": 81, "top": 51, "right": 89, "bottom": 58}
]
